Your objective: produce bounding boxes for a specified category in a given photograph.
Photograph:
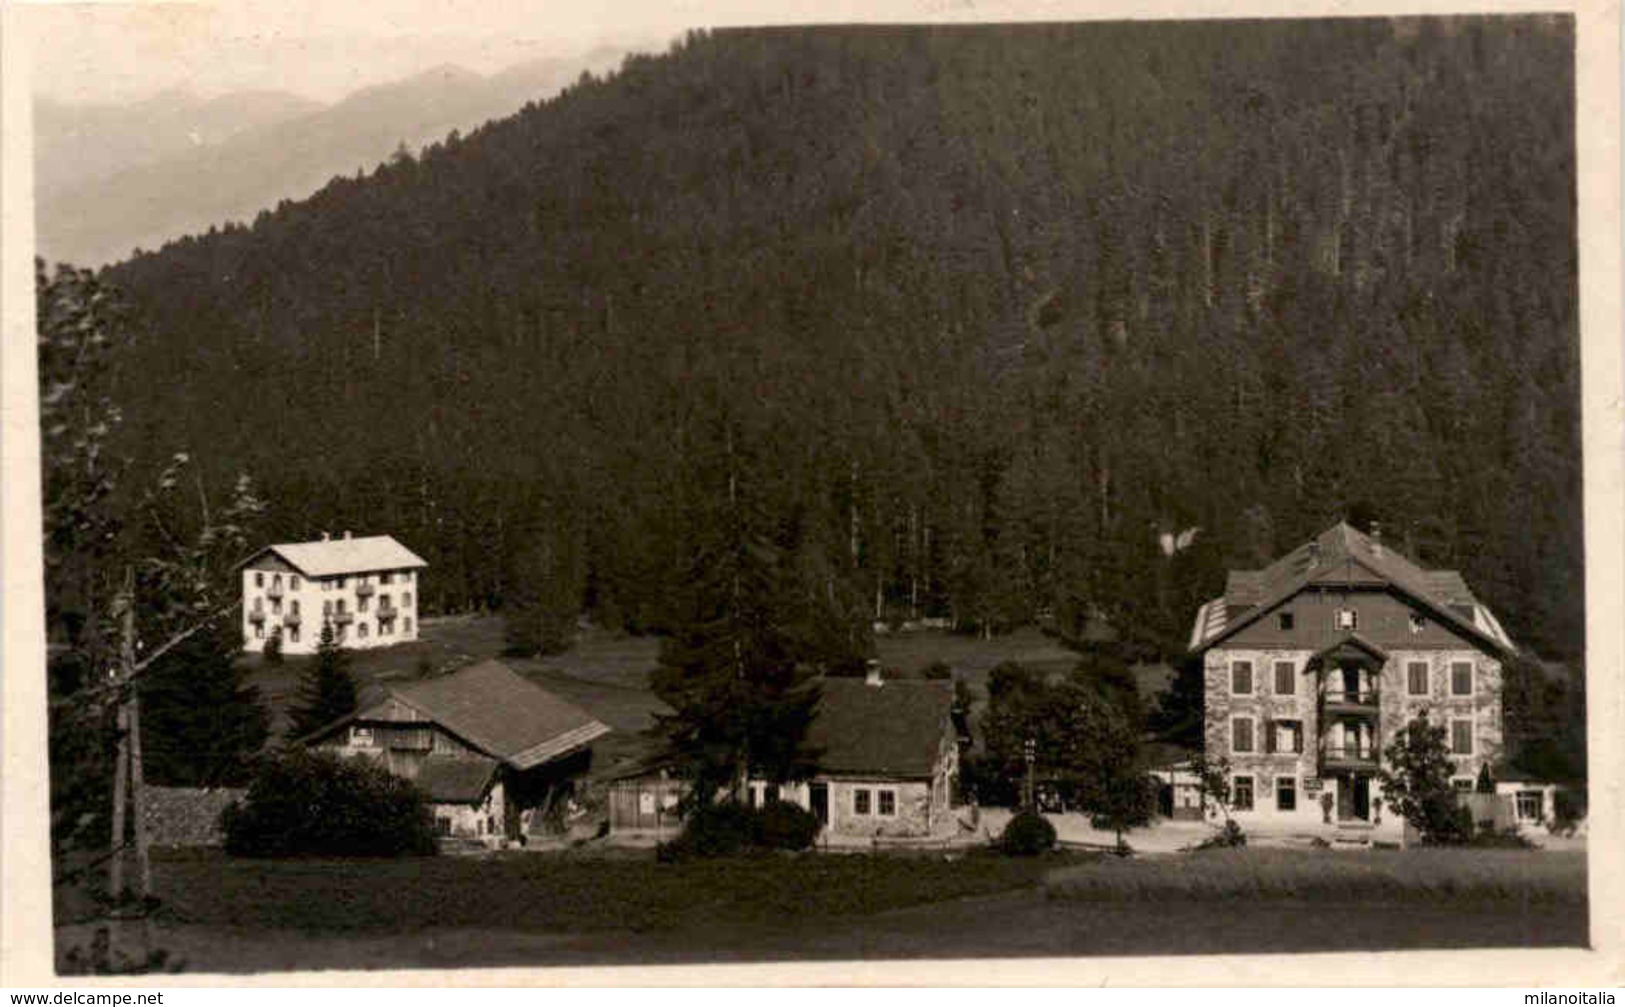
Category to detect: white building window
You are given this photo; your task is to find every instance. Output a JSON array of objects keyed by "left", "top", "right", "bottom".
[
  {"left": 253, "top": 624, "right": 264, "bottom": 639},
  {"left": 404, "top": 592, "right": 413, "bottom": 607},
  {"left": 404, "top": 617, "right": 414, "bottom": 634},
  {"left": 1232, "top": 776, "right": 1255, "bottom": 811},
  {"left": 854, "top": 788, "right": 872, "bottom": 815},
  {"left": 1231, "top": 661, "right": 1253, "bottom": 695},
  {"left": 1335, "top": 608, "right": 1358, "bottom": 631},
  {"left": 382, "top": 572, "right": 394, "bottom": 585},
  {"left": 254, "top": 572, "right": 264, "bottom": 588},
  {"left": 1451, "top": 719, "right": 1473, "bottom": 755},
  {"left": 358, "top": 623, "right": 369, "bottom": 639},
  {"left": 878, "top": 789, "right": 896, "bottom": 816},
  {"left": 1516, "top": 791, "right": 1544, "bottom": 822},
  {"left": 351, "top": 726, "right": 374, "bottom": 746}
]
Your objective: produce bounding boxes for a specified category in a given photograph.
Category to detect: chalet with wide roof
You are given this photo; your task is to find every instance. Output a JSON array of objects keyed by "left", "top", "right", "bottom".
[{"left": 305, "top": 660, "right": 611, "bottom": 845}]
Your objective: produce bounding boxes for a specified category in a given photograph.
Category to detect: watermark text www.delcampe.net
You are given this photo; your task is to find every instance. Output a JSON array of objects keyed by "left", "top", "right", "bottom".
[
  {"left": 1526, "top": 996, "right": 1615, "bottom": 1005},
  {"left": 12, "top": 995, "right": 163, "bottom": 1005}
]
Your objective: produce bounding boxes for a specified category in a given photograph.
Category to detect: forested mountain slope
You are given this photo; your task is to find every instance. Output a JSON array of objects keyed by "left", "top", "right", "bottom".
[{"left": 98, "top": 18, "right": 1580, "bottom": 660}]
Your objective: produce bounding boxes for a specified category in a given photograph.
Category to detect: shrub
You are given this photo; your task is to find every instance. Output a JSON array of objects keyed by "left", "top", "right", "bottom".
[
  {"left": 754, "top": 799, "right": 820, "bottom": 851},
  {"left": 660, "top": 801, "right": 760, "bottom": 859},
  {"left": 1551, "top": 789, "right": 1586, "bottom": 836},
  {"left": 221, "top": 749, "right": 438, "bottom": 857},
  {"left": 999, "top": 810, "right": 1057, "bottom": 856},
  {"left": 1194, "top": 819, "right": 1247, "bottom": 850}
]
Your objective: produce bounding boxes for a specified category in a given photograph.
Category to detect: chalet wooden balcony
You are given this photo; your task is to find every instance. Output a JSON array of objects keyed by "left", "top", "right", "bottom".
[
  {"left": 1320, "top": 689, "right": 1381, "bottom": 717},
  {"left": 355, "top": 582, "right": 375, "bottom": 597},
  {"left": 1319, "top": 744, "right": 1379, "bottom": 774}
]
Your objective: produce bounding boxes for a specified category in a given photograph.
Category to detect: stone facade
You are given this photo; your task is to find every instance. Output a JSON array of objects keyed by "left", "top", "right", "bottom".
[{"left": 1204, "top": 643, "right": 1503, "bottom": 838}]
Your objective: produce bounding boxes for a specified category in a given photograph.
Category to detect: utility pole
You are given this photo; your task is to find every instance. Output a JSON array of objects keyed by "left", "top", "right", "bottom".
[
  {"left": 107, "top": 566, "right": 153, "bottom": 961},
  {"left": 1023, "top": 737, "right": 1037, "bottom": 811}
]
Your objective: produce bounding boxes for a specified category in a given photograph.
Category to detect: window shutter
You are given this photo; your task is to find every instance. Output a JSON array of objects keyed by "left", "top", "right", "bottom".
[
  {"left": 1264, "top": 719, "right": 1276, "bottom": 754},
  {"left": 1293, "top": 724, "right": 1304, "bottom": 754}
]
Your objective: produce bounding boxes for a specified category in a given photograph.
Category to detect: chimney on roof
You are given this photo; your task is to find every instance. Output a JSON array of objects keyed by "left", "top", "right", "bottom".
[
  {"left": 1370, "top": 522, "right": 1383, "bottom": 558},
  {"left": 865, "top": 660, "right": 883, "bottom": 687}
]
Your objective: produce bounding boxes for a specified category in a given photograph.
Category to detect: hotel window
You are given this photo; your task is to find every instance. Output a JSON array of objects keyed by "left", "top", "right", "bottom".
[
  {"left": 291, "top": 576, "right": 301, "bottom": 591},
  {"left": 323, "top": 600, "right": 333, "bottom": 616},
  {"left": 336, "top": 599, "right": 346, "bottom": 613},
  {"left": 271, "top": 598, "right": 282, "bottom": 615},
  {"left": 358, "top": 596, "right": 370, "bottom": 614},
  {"left": 1232, "top": 776, "right": 1255, "bottom": 811},
  {"left": 1267, "top": 719, "right": 1302, "bottom": 754},
  {"left": 358, "top": 623, "right": 369, "bottom": 639},
  {"left": 1451, "top": 662, "right": 1473, "bottom": 696},
  {"left": 1231, "top": 661, "right": 1253, "bottom": 695},
  {"left": 338, "top": 577, "right": 348, "bottom": 589},
  {"left": 878, "top": 790, "right": 896, "bottom": 816},
  {"left": 1335, "top": 608, "right": 1358, "bottom": 631},
  {"left": 1275, "top": 776, "right": 1297, "bottom": 812},
  {"left": 404, "top": 592, "right": 413, "bottom": 608},
  {"left": 291, "top": 600, "right": 301, "bottom": 615},
  {"left": 289, "top": 627, "right": 301, "bottom": 644},
  {"left": 382, "top": 572, "right": 394, "bottom": 585},
  {"left": 1232, "top": 717, "right": 1254, "bottom": 754},
  {"left": 254, "top": 572, "right": 264, "bottom": 588},
  {"left": 1409, "top": 613, "right": 1427, "bottom": 634},
  {"left": 253, "top": 624, "right": 263, "bottom": 639},
  {"left": 337, "top": 625, "right": 347, "bottom": 641},
  {"left": 1278, "top": 612, "right": 1295, "bottom": 631},
  {"left": 854, "top": 788, "right": 872, "bottom": 815},
  {"left": 273, "top": 574, "right": 282, "bottom": 589},
  {"left": 1451, "top": 778, "right": 1474, "bottom": 792},
  {"left": 1407, "top": 662, "right": 1429, "bottom": 696},
  {"left": 404, "top": 617, "right": 413, "bottom": 634},
  {"left": 1451, "top": 719, "right": 1473, "bottom": 755},
  {"left": 1273, "top": 661, "right": 1295, "bottom": 695}
]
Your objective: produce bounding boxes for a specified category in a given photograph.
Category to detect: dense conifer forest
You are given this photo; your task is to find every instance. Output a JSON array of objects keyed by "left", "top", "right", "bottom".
[{"left": 90, "top": 17, "right": 1579, "bottom": 662}]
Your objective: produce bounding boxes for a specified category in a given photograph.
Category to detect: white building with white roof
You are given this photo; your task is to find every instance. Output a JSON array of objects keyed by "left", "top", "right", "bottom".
[{"left": 240, "top": 532, "right": 428, "bottom": 655}]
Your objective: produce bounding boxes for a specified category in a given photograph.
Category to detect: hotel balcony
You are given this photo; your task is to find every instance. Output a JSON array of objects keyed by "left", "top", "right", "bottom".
[
  {"left": 330, "top": 609, "right": 354, "bottom": 625},
  {"left": 266, "top": 583, "right": 284, "bottom": 600},
  {"left": 248, "top": 607, "right": 266, "bottom": 623},
  {"left": 1320, "top": 689, "right": 1381, "bottom": 717},
  {"left": 1319, "top": 744, "right": 1379, "bottom": 774},
  {"left": 377, "top": 601, "right": 398, "bottom": 619},
  {"left": 283, "top": 611, "right": 301, "bottom": 627},
  {"left": 355, "top": 582, "right": 375, "bottom": 597}
]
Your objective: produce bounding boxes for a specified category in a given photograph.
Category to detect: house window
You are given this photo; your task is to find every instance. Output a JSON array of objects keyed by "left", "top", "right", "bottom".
[
  {"left": 337, "top": 600, "right": 346, "bottom": 613},
  {"left": 254, "top": 572, "right": 264, "bottom": 588},
  {"left": 765, "top": 783, "right": 780, "bottom": 805},
  {"left": 404, "top": 592, "right": 413, "bottom": 607},
  {"left": 253, "top": 597, "right": 264, "bottom": 613},
  {"left": 854, "top": 788, "right": 872, "bottom": 815},
  {"left": 272, "top": 574, "right": 282, "bottom": 590},
  {"left": 289, "top": 627, "right": 300, "bottom": 644},
  {"left": 404, "top": 617, "right": 413, "bottom": 634},
  {"left": 1232, "top": 776, "right": 1255, "bottom": 811},
  {"left": 291, "top": 599, "right": 301, "bottom": 615},
  {"left": 338, "top": 577, "right": 348, "bottom": 589},
  {"left": 272, "top": 598, "right": 282, "bottom": 615},
  {"left": 1410, "top": 613, "right": 1427, "bottom": 634},
  {"left": 1451, "top": 662, "right": 1473, "bottom": 696},
  {"left": 1278, "top": 612, "right": 1295, "bottom": 631},
  {"left": 1267, "top": 720, "right": 1302, "bottom": 755},
  {"left": 1231, "top": 661, "right": 1253, "bottom": 695},
  {"left": 1232, "top": 717, "right": 1254, "bottom": 754},
  {"left": 1274, "top": 661, "right": 1295, "bottom": 695},
  {"left": 1276, "top": 776, "right": 1297, "bottom": 812},
  {"left": 382, "top": 572, "right": 394, "bottom": 585},
  {"left": 1407, "top": 661, "right": 1430, "bottom": 696},
  {"left": 351, "top": 726, "right": 374, "bottom": 746},
  {"left": 436, "top": 817, "right": 452, "bottom": 836},
  {"left": 878, "top": 789, "right": 896, "bottom": 816},
  {"left": 1335, "top": 608, "right": 1358, "bottom": 631},
  {"left": 1451, "top": 719, "right": 1473, "bottom": 755},
  {"left": 1452, "top": 778, "right": 1474, "bottom": 792},
  {"left": 358, "top": 596, "right": 370, "bottom": 613},
  {"left": 358, "top": 623, "right": 369, "bottom": 639},
  {"left": 1516, "top": 791, "right": 1544, "bottom": 822},
  {"left": 323, "top": 600, "right": 333, "bottom": 616},
  {"left": 291, "top": 576, "right": 301, "bottom": 591},
  {"left": 253, "top": 624, "right": 264, "bottom": 639}
]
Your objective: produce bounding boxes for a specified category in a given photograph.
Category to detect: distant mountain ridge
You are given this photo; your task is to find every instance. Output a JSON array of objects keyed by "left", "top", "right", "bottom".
[{"left": 35, "top": 48, "right": 625, "bottom": 267}]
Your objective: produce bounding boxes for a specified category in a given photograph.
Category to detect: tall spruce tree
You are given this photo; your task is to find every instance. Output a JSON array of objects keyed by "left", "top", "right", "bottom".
[
  {"left": 648, "top": 407, "right": 834, "bottom": 806},
  {"left": 138, "top": 621, "right": 269, "bottom": 787},
  {"left": 289, "top": 622, "right": 359, "bottom": 739}
]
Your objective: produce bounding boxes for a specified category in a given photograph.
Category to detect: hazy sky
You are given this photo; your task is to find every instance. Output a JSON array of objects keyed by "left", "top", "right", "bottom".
[{"left": 16, "top": 0, "right": 1030, "bottom": 107}]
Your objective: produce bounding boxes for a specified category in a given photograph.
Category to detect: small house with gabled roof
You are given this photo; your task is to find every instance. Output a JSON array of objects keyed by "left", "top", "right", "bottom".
[
  {"left": 1188, "top": 521, "right": 1516, "bottom": 841},
  {"left": 240, "top": 532, "right": 427, "bottom": 654},
  {"left": 304, "top": 660, "right": 611, "bottom": 845}
]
